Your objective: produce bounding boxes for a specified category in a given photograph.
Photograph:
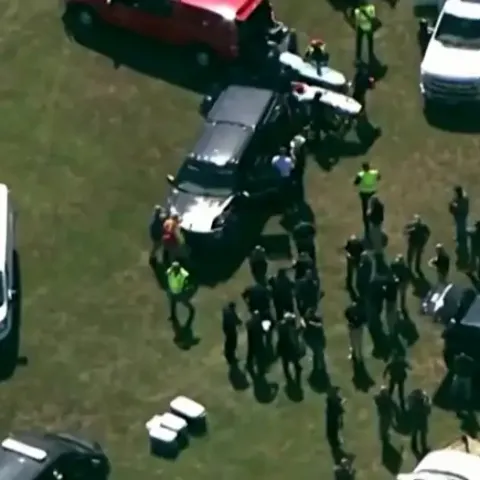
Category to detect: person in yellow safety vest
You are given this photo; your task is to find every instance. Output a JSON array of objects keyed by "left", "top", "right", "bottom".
[
  {"left": 353, "top": 161, "right": 380, "bottom": 233},
  {"left": 166, "top": 261, "right": 194, "bottom": 330},
  {"left": 354, "top": 0, "right": 378, "bottom": 65}
]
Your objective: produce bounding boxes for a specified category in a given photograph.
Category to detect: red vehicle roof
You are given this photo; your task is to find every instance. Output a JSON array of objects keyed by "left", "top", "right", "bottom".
[{"left": 180, "top": 0, "right": 263, "bottom": 21}]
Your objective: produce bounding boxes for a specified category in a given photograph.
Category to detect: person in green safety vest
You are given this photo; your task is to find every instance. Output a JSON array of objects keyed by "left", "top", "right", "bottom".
[
  {"left": 353, "top": 161, "right": 380, "bottom": 233},
  {"left": 353, "top": 0, "right": 378, "bottom": 65},
  {"left": 166, "top": 261, "right": 194, "bottom": 331}
]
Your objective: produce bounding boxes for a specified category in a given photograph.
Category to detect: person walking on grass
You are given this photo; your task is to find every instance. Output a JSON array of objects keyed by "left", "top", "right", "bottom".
[
  {"left": 404, "top": 214, "right": 430, "bottom": 274},
  {"left": 166, "top": 261, "right": 194, "bottom": 330},
  {"left": 353, "top": 162, "right": 380, "bottom": 235}
]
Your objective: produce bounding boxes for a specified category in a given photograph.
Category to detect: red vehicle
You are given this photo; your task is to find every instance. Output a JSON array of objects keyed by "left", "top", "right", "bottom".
[{"left": 64, "top": 0, "right": 296, "bottom": 67}]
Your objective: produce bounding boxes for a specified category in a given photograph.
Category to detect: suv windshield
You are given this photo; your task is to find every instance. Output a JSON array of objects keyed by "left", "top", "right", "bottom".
[
  {"left": 175, "top": 159, "right": 235, "bottom": 197},
  {"left": 436, "top": 13, "right": 480, "bottom": 48}
]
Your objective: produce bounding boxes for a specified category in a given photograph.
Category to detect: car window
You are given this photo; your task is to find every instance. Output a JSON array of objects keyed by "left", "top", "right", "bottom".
[
  {"left": 175, "top": 159, "right": 236, "bottom": 197},
  {"left": 137, "top": 0, "right": 173, "bottom": 15},
  {"left": 436, "top": 13, "right": 480, "bottom": 48}
]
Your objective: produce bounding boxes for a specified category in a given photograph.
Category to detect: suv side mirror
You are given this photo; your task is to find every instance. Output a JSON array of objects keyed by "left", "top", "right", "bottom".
[
  {"left": 166, "top": 174, "right": 175, "bottom": 186},
  {"left": 7, "top": 289, "right": 15, "bottom": 302}
]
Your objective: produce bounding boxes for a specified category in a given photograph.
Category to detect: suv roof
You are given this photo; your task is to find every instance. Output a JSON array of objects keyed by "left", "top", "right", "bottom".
[
  {"left": 0, "top": 433, "right": 67, "bottom": 480},
  {"left": 206, "top": 85, "right": 277, "bottom": 129},
  {"left": 189, "top": 121, "right": 252, "bottom": 167}
]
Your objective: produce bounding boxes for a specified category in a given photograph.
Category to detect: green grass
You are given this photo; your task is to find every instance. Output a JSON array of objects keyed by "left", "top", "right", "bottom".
[{"left": 1, "top": 0, "right": 480, "bottom": 479}]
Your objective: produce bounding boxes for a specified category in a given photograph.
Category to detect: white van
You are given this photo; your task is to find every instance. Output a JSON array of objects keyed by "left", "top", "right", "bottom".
[
  {"left": 418, "top": 0, "right": 480, "bottom": 107},
  {"left": 0, "top": 184, "right": 17, "bottom": 349}
]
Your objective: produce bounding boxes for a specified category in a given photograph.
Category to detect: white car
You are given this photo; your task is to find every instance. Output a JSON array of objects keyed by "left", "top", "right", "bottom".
[
  {"left": 419, "top": 0, "right": 480, "bottom": 106},
  {"left": 0, "top": 184, "right": 18, "bottom": 362}
]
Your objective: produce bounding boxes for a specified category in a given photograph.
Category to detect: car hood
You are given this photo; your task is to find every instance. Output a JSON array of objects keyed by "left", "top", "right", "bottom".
[
  {"left": 422, "top": 39, "right": 480, "bottom": 79},
  {"left": 168, "top": 190, "right": 232, "bottom": 233}
]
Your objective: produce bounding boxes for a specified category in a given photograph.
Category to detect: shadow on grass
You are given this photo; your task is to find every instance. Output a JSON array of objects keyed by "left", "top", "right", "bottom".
[
  {"left": 0, "top": 250, "right": 27, "bottom": 382},
  {"left": 228, "top": 364, "right": 250, "bottom": 391},
  {"left": 253, "top": 376, "right": 279, "bottom": 404},
  {"left": 62, "top": 16, "right": 210, "bottom": 94},
  {"left": 425, "top": 106, "right": 480, "bottom": 134},
  {"left": 382, "top": 442, "right": 403, "bottom": 474}
]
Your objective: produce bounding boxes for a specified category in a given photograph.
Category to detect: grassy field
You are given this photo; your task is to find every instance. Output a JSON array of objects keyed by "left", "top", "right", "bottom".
[{"left": 2, "top": 0, "right": 480, "bottom": 478}]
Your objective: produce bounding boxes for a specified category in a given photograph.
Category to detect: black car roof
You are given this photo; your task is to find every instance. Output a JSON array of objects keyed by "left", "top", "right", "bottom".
[
  {"left": 0, "top": 433, "right": 68, "bottom": 480},
  {"left": 189, "top": 121, "right": 252, "bottom": 167},
  {"left": 206, "top": 85, "right": 277, "bottom": 128}
]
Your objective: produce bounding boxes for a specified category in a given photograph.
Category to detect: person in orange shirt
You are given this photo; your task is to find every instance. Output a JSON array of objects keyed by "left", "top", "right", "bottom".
[{"left": 162, "top": 213, "right": 189, "bottom": 265}]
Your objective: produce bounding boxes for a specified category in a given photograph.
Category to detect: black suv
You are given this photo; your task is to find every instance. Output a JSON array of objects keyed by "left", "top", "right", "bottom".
[
  {"left": 442, "top": 287, "right": 480, "bottom": 370},
  {"left": 0, "top": 432, "right": 110, "bottom": 480},
  {"left": 166, "top": 84, "right": 295, "bottom": 242}
]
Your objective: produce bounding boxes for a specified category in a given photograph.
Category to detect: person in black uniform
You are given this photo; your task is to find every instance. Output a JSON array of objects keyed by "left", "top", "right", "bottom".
[
  {"left": 277, "top": 313, "right": 302, "bottom": 385},
  {"left": 292, "top": 218, "right": 316, "bottom": 262},
  {"left": 344, "top": 234, "right": 365, "bottom": 296},
  {"left": 408, "top": 388, "right": 431, "bottom": 454},
  {"left": 295, "top": 269, "right": 320, "bottom": 318},
  {"left": 468, "top": 220, "right": 480, "bottom": 277},
  {"left": 428, "top": 243, "right": 450, "bottom": 285},
  {"left": 326, "top": 386, "right": 345, "bottom": 452},
  {"left": 404, "top": 214, "right": 430, "bottom": 274},
  {"left": 417, "top": 19, "right": 431, "bottom": 56},
  {"left": 269, "top": 268, "right": 295, "bottom": 321},
  {"left": 302, "top": 308, "right": 326, "bottom": 375},
  {"left": 374, "top": 386, "right": 396, "bottom": 444},
  {"left": 383, "top": 272, "right": 400, "bottom": 345},
  {"left": 245, "top": 311, "right": 266, "bottom": 377},
  {"left": 222, "top": 302, "right": 242, "bottom": 365},
  {"left": 383, "top": 351, "right": 411, "bottom": 410},
  {"left": 242, "top": 282, "right": 271, "bottom": 317},
  {"left": 351, "top": 62, "right": 381, "bottom": 142},
  {"left": 293, "top": 252, "right": 315, "bottom": 280},
  {"left": 249, "top": 245, "right": 268, "bottom": 283},
  {"left": 345, "top": 301, "right": 366, "bottom": 364},
  {"left": 449, "top": 185, "right": 470, "bottom": 266},
  {"left": 390, "top": 254, "right": 410, "bottom": 311}
]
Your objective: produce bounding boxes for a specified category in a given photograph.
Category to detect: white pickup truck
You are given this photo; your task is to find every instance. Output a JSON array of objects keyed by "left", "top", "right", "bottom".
[
  {"left": 416, "top": 0, "right": 480, "bottom": 107},
  {"left": 398, "top": 436, "right": 480, "bottom": 480}
]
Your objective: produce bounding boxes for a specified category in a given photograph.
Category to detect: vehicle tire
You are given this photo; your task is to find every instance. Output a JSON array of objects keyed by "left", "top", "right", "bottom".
[{"left": 65, "top": 4, "right": 97, "bottom": 37}]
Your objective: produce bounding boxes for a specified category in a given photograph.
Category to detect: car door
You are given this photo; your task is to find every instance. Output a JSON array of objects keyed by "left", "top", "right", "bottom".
[
  {"left": 109, "top": 0, "right": 176, "bottom": 41},
  {"left": 52, "top": 453, "right": 94, "bottom": 480}
]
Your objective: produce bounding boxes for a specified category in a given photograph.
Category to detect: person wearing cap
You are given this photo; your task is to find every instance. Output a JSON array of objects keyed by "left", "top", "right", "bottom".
[
  {"left": 391, "top": 254, "right": 410, "bottom": 311},
  {"left": 304, "top": 39, "right": 330, "bottom": 71},
  {"left": 353, "top": 161, "right": 380, "bottom": 234},
  {"left": 149, "top": 205, "right": 167, "bottom": 263},
  {"left": 222, "top": 302, "right": 242, "bottom": 365},
  {"left": 277, "top": 312, "right": 303, "bottom": 385},
  {"left": 353, "top": 0, "right": 378, "bottom": 64},
  {"left": 295, "top": 269, "right": 320, "bottom": 318},
  {"left": 166, "top": 261, "right": 193, "bottom": 328},
  {"left": 468, "top": 220, "right": 480, "bottom": 277},
  {"left": 326, "top": 386, "right": 345, "bottom": 451},
  {"left": 249, "top": 245, "right": 268, "bottom": 283},
  {"left": 269, "top": 268, "right": 295, "bottom": 321},
  {"left": 352, "top": 62, "right": 381, "bottom": 143},
  {"left": 245, "top": 310, "right": 266, "bottom": 377},
  {"left": 301, "top": 308, "right": 326, "bottom": 375},
  {"left": 404, "top": 214, "right": 430, "bottom": 274},
  {"left": 449, "top": 185, "right": 470, "bottom": 267},
  {"left": 162, "top": 212, "right": 184, "bottom": 266},
  {"left": 428, "top": 243, "right": 450, "bottom": 285},
  {"left": 344, "top": 234, "right": 365, "bottom": 296},
  {"left": 374, "top": 385, "right": 395, "bottom": 445}
]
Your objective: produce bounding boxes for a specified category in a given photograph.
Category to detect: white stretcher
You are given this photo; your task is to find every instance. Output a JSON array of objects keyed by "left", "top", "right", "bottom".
[
  {"left": 279, "top": 51, "right": 347, "bottom": 91},
  {"left": 292, "top": 83, "right": 362, "bottom": 116}
]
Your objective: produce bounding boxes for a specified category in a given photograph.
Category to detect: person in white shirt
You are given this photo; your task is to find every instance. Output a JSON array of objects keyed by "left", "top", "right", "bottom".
[{"left": 272, "top": 146, "right": 295, "bottom": 178}]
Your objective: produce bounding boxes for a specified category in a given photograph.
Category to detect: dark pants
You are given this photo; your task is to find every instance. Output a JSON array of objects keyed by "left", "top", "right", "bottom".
[
  {"left": 246, "top": 343, "right": 265, "bottom": 377},
  {"left": 356, "top": 29, "right": 374, "bottom": 63},
  {"left": 273, "top": 298, "right": 294, "bottom": 321},
  {"left": 407, "top": 243, "right": 424, "bottom": 273},
  {"left": 168, "top": 292, "right": 193, "bottom": 326},
  {"left": 359, "top": 192, "right": 374, "bottom": 233},
  {"left": 388, "top": 378, "right": 406, "bottom": 410},
  {"left": 224, "top": 334, "right": 238, "bottom": 364},
  {"left": 280, "top": 354, "right": 302, "bottom": 384},
  {"left": 327, "top": 420, "right": 342, "bottom": 449},
  {"left": 250, "top": 260, "right": 267, "bottom": 283},
  {"left": 346, "top": 258, "right": 359, "bottom": 292},
  {"left": 297, "top": 297, "right": 316, "bottom": 318},
  {"left": 411, "top": 423, "right": 428, "bottom": 453}
]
